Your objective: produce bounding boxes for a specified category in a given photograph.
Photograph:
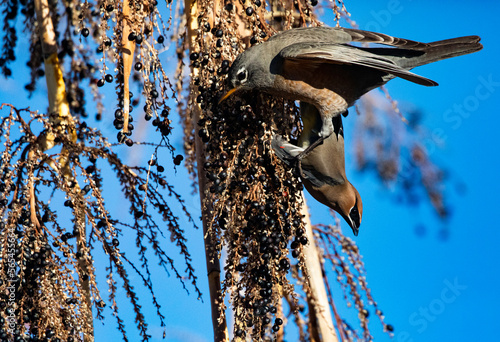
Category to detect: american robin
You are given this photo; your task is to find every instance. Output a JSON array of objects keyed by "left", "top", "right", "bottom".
[
  {"left": 272, "top": 103, "right": 362, "bottom": 235},
  {"left": 221, "top": 27, "right": 482, "bottom": 157}
]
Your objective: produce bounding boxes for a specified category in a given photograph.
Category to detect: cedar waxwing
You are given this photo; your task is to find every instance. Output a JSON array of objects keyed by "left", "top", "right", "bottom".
[
  {"left": 272, "top": 103, "right": 362, "bottom": 235},
  {"left": 222, "top": 27, "right": 482, "bottom": 158}
]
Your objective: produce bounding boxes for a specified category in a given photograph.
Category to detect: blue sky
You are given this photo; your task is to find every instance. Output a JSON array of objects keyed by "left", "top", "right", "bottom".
[
  {"left": 1, "top": 1, "right": 498, "bottom": 341},
  {"left": 334, "top": 1, "right": 500, "bottom": 341}
]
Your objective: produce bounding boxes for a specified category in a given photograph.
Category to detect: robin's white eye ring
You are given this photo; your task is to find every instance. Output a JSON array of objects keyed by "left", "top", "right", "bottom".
[{"left": 237, "top": 69, "right": 247, "bottom": 82}]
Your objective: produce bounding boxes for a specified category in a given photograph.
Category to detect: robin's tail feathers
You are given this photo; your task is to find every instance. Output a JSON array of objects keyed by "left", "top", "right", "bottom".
[
  {"left": 418, "top": 35, "right": 483, "bottom": 66},
  {"left": 427, "top": 35, "right": 481, "bottom": 48},
  {"left": 389, "top": 35, "right": 482, "bottom": 71},
  {"left": 355, "top": 32, "right": 482, "bottom": 72}
]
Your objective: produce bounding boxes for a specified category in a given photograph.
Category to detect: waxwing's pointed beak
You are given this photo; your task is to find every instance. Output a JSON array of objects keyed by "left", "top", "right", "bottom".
[
  {"left": 339, "top": 211, "right": 360, "bottom": 236},
  {"left": 348, "top": 195, "right": 362, "bottom": 236}
]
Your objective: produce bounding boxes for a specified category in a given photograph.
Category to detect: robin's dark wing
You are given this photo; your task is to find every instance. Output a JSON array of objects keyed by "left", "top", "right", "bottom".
[
  {"left": 279, "top": 42, "right": 438, "bottom": 86},
  {"left": 287, "top": 27, "right": 480, "bottom": 53},
  {"left": 338, "top": 28, "right": 481, "bottom": 63},
  {"left": 273, "top": 27, "right": 430, "bottom": 48},
  {"left": 277, "top": 27, "right": 481, "bottom": 71},
  {"left": 336, "top": 28, "right": 430, "bottom": 48}
]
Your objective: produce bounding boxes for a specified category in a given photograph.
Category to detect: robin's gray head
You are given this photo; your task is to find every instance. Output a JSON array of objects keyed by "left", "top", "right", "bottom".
[{"left": 219, "top": 46, "right": 274, "bottom": 102}]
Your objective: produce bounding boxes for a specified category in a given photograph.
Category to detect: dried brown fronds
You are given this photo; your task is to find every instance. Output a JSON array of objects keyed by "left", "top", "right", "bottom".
[
  {"left": 314, "top": 223, "right": 393, "bottom": 341},
  {"left": 354, "top": 92, "right": 449, "bottom": 219},
  {"left": 0, "top": 104, "right": 199, "bottom": 341}
]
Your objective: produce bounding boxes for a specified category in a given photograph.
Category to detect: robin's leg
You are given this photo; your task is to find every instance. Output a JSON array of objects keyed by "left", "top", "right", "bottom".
[
  {"left": 297, "top": 159, "right": 306, "bottom": 179},
  {"left": 294, "top": 135, "right": 324, "bottom": 179},
  {"left": 295, "top": 108, "right": 347, "bottom": 162},
  {"left": 295, "top": 136, "right": 324, "bottom": 161},
  {"left": 318, "top": 117, "right": 334, "bottom": 139},
  {"left": 318, "top": 108, "right": 348, "bottom": 138}
]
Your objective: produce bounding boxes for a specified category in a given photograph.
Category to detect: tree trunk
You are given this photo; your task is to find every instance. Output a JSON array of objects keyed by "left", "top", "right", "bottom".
[
  {"left": 301, "top": 196, "right": 339, "bottom": 342},
  {"left": 185, "top": 1, "right": 229, "bottom": 341}
]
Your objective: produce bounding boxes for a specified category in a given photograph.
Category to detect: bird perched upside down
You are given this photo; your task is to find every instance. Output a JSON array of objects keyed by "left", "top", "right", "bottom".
[
  {"left": 221, "top": 27, "right": 482, "bottom": 158},
  {"left": 272, "top": 103, "right": 362, "bottom": 235}
]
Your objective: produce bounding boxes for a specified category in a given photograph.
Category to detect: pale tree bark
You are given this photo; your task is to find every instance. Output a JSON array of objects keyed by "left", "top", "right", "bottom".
[
  {"left": 33, "top": 0, "right": 93, "bottom": 340},
  {"left": 121, "top": 0, "right": 135, "bottom": 134},
  {"left": 185, "top": 0, "right": 229, "bottom": 341},
  {"left": 301, "top": 196, "right": 339, "bottom": 342}
]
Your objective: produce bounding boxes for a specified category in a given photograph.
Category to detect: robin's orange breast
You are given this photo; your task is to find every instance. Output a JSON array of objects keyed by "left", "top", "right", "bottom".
[{"left": 272, "top": 74, "right": 349, "bottom": 118}]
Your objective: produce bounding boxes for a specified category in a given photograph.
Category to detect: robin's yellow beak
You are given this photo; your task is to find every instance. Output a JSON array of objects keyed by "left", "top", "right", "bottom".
[{"left": 218, "top": 87, "right": 240, "bottom": 104}]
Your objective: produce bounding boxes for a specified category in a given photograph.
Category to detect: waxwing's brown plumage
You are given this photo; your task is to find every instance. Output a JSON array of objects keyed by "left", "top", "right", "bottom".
[{"left": 272, "top": 103, "right": 362, "bottom": 235}]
